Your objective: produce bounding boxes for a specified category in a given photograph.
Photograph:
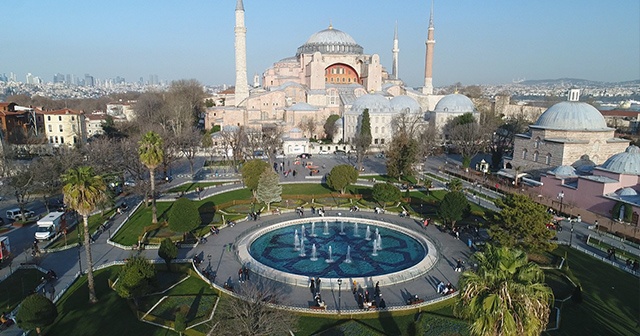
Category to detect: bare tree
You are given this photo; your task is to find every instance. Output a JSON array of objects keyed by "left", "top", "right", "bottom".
[
  {"left": 448, "top": 122, "right": 487, "bottom": 168},
  {"left": 261, "top": 125, "right": 283, "bottom": 167},
  {"left": 176, "top": 127, "right": 202, "bottom": 175},
  {"left": 211, "top": 280, "right": 298, "bottom": 336},
  {"left": 418, "top": 122, "right": 440, "bottom": 159},
  {"left": 391, "top": 110, "right": 425, "bottom": 139},
  {"left": 219, "top": 126, "right": 247, "bottom": 172},
  {"left": 297, "top": 116, "right": 317, "bottom": 138}
]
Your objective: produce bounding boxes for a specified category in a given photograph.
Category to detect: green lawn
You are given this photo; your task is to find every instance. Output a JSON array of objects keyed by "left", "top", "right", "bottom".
[
  {"left": 48, "top": 209, "right": 116, "bottom": 249},
  {"left": 546, "top": 246, "right": 640, "bottom": 336},
  {"left": 111, "top": 202, "right": 173, "bottom": 246},
  {"left": 360, "top": 174, "right": 418, "bottom": 184},
  {"left": 48, "top": 264, "right": 215, "bottom": 336},
  {"left": 0, "top": 269, "right": 44, "bottom": 312},
  {"left": 282, "top": 183, "right": 335, "bottom": 195}
]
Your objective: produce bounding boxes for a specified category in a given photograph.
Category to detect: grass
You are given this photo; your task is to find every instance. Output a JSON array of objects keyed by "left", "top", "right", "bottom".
[
  {"left": 48, "top": 209, "right": 116, "bottom": 249},
  {"left": 0, "top": 269, "right": 44, "bottom": 312},
  {"left": 111, "top": 202, "right": 173, "bottom": 246},
  {"left": 48, "top": 264, "right": 215, "bottom": 336},
  {"left": 282, "top": 183, "right": 335, "bottom": 196},
  {"left": 167, "top": 182, "right": 227, "bottom": 193},
  {"left": 545, "top": 245, "right": 640, "bottom": 336},
  {"left": 587, "top": 236, "right": 640, "bottom": 260},
  {"left": 359, "top": 175, "right": 418, "bottom": 184}
]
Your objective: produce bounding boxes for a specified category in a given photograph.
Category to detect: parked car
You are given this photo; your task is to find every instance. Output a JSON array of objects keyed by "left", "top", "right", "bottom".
[
  {"left": 334, "top": 150, "right": 347, "bottom": 155},
  {"left": 297, "top": 153, "right": 312, "bottom": 159},
  {"left": 5, "top": 208, "right": 35, "bottom": 221},
  {"left": 374, "top": 153, "right": 385, "bottom": 158},
  {"left": 318, "top": 150, "right": 330, "bottom": 155}
]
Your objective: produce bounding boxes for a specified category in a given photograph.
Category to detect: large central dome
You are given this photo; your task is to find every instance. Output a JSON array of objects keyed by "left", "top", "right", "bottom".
[
  {"left": 532, "top": 101, "right": 609, "bottom": 131},
  {"left": 297, "top": 26, "right": 364, "bottom": 55}
]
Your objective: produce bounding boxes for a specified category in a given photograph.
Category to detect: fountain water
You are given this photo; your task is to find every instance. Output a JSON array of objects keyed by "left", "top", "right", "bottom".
[
  {"left": 354, "top": 222, "right": 360, "bottom": 237},
  {"left": 365, "top": 226, "right": 372, "bottom": 240},
  {"left": 301, "top": 225, "right": 306, "bottom": 242},
  {"left": 310, "top": 244, "right": 318, "bottom": 261},
  {"left": 323, "top": 221, "right": 330, "bottom": 235},
  {"left": 376, "top": 233, "right": 382, "bottom": 249},
  {"left": 372, "top": 238, "right": 379, "bottom": 256},
  {"left": 339, "top": 221, "right": 345, "bottom": 235},
  {"left": 311, "top": 222, "right": 317, "bottom": 237},
  {"left": 294, "top": 230, "right": 300, "bottom": 251},
  {"left": 375, "top": 227, "right": 379, "bottom": 238},
  {"left": 345, "top": 245, "right": 352, "bottom": 263},
  {"left": 326, "top": 245, "right": 334, "bottom": 263},
  {"left": 299, "top": 239, "right": 306, "bottom": 257}
]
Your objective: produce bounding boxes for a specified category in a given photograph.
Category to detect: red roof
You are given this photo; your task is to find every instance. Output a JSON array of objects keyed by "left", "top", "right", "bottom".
[
  {"left": 600, "top": 109, "right": 640, "bottom": 118},
  {"left": 41, "top": 108, "right": 83, "bottom": 115}
]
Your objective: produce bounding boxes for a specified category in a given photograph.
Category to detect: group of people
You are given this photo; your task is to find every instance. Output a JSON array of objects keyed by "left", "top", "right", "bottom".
[
  {"left": 349, "top": 205, "right": 360, "bottom": 212},
  {"left": 247, "top": 211, "right": 261, "bottom": 221},
  {"left": 296, "top": 207, "right": 305, "bottom": 217},
  {"left": 0, "top": 312, "right": 14, "bottom": 329},
  {"left": 238, "top": 265, "right": 250, "bottom": 283},
  {"left": 625, "top": 259, "right": 639, "bottom": 271},
  {"left": 437, "top": 281, "right": 456, "bottom": 295},
  {"left": 606, "top": 247, "right": 617, "bottom": 261},
  {"left": 309, "top": 277, "right": 325, "bottom": 307},
  {"left": 283, "top": 169, "right": 297, "bottom": 178},
  {"left": 454, "top": 259, "right": 465, "bottom": 272},
  {"left": 374, "top": 207, "right": 385, "bottom": 214},
  {"left": 310, "top": 206, "right": 326, "bottom": 216},
  {"left": 353, "top": 281, "right": 385, "bottom": 309}
]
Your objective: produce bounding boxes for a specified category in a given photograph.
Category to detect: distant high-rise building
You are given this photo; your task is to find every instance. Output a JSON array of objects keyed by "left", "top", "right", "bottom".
[
  {"left": 26, "top": 73, "right": 33, "bottom": 84},
  {"left": 53, "top": 73, "right": 66, "bottom": 84},
  {"left": 0, "top": 73, "right": 7, "bottom": 82},
  {"left": 84, "top": 74, "right": 95, "bottom": 87}
]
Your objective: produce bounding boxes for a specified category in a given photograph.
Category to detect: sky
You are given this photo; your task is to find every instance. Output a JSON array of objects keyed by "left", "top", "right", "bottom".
[{"left": 1, "top": 0, "right": 639, "bottom": 88}]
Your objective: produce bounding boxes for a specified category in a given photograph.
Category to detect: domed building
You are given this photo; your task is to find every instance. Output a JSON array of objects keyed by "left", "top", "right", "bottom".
[
  {"left": 539, "top": 145, "right": 639, "bottom": 222},
  {"left": 506, "top": 89, "right": 629, "bottom": 175},
  {"left": 426, "top": 93, "right": 480, "bottom": 134},
  {"left": 207, "top": 0, "right": 444, "bottom": 155}
]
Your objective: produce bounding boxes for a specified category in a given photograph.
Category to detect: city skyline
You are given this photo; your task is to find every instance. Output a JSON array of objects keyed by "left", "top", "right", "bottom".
[{"left": 1, "top": 0, "right": 638, "bottom": 88}]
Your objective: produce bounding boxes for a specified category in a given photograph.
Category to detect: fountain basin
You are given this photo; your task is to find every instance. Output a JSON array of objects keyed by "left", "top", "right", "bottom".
[{"left": 236, "top": 217, "right": 439, "bottom": 287}]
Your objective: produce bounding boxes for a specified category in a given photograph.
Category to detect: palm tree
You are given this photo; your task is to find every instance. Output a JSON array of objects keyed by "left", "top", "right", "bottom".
[
  {"left": 454, "top": 245, "right": 553, "bottom": 336},
  {"left": 62, "top": 166, "right": 108, "bottom": 303},
  {"left": 139, "top": 131, "right": 164, "bottom": 224}
]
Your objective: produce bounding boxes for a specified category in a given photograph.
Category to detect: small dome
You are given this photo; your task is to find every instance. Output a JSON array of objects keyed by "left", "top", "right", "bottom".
[
  {"left": 434, "top": 94, "right": 476, "bottom": 113},
  {"left": 617, "top": 187, "right": 638, "bottom": 197},
  {"left": 334, "top": 117, "right": 343, "bottom": 127},
  {"left": 390, "top": 95, "right": 422, "bottom": 114},
  {"left": 600, "top": 145, "right": 640, "bottom": 175},
  {"left": 297, "top": 26, "right": 363, "bottom": 55},
  {"left": 350, "top": 94, "right": 391, "bottom": 114},
  {"left": 533, "top": 101, "right": 609, "bottom": 131},
  {"left": 550, "top": 165, "right": 578, "bottom": 177}
]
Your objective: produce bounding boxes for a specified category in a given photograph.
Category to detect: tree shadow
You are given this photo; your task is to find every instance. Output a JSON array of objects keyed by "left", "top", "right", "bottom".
[
  {"left": 198, "top": 201, "right": 217, "bottom": 224},
  {"left": 187, "top": 288, "right": 204, "bottom": 321}
]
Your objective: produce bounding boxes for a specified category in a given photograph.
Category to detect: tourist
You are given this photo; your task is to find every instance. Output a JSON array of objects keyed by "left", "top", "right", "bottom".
[
  {"left": 455, "top": 259, "right": 463, "bottom": 272},
  {"left": 352, "top": 280, "right": 358, "bottom": 294},
  {"left": 243, "top": 266, "right": 250, "bottom": 281},
  {"left": 310, "top": 278, "right": 315, "bottom": 294},
  {"left": 315, "top": 277, "right": 321, "bottom": 293},
  {"left": 437, "top": 281, "right": 445, "bottom": 294},
  {"left": 378, "top": 296, "right": 386, "bottom": 309},
  {"left": 633, "top": 260, "right": 639, "bottom": 271},
  {"left": 238, "top": 268, "right": 244, "bottom": 283}
]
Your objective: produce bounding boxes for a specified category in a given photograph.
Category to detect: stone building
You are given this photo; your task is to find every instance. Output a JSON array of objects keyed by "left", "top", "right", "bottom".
[
  {"left": 42, "top": 108, "right": 87, "bottom": 148},
  {"left": 505, "top": 89, "right": 629, "bottom": 177},
  {"left": 426, "top": 93, "right": 479, "bottom": 136}
]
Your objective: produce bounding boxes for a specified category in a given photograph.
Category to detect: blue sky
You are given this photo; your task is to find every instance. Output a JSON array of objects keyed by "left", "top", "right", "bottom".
[{"left": 2, "top": 0, "right": 638, "bottom": 87}]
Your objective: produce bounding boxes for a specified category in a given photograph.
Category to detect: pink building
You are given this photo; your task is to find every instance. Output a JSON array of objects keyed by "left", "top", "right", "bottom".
[{"left": 540, "top": 146, "right": 640, "bottom": 224}]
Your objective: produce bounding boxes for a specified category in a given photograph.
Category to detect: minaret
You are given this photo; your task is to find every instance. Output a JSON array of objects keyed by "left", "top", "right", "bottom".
[
  {"left": 234, "top": 0, "right": 249, "bottom": 106},
  {"left": 422, "top": 1, "right": 435, "bottom": 95},
  {"left": 392, "top": 22, "right": 399, "bottom": 80}
]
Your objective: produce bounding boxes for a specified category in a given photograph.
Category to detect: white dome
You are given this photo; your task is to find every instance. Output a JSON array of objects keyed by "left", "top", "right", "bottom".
[
  {"left": 600, "top": 145, "right": 640, "bottom": 175},
  {"left": 297, "top": 26, "right": 363, "bottom": 55},
  {"left": 390, "top": 95, "right": 422, "bottom": 114},
  {"left": 617, "top": 187, "right": 638, "bottom": 197},
  {"left": 550, "top": 165, "right": 578, "bottom": 177},
  {"left": 533, "top": 101, "right": 609, "bottom": 131},
  {"left": 350, "top": 94, "right": 391, "bottom": 114},
  {"left": 434, "top": 94, "right": 476, "bottom": 113}
]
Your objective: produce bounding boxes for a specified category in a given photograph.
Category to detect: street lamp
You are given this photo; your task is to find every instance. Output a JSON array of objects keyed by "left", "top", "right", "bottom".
[
  {"left": 337, "top": 278, "right": 342, "bottom": 314},
  {"left": 569, "top": 219, "right": 575, "bottom": 246},
  {"left": 207, "top": 254, "right": 212, "bottom": 268},
  {"left": 557, "top": 191, "right": 565, "bottom": 215}
]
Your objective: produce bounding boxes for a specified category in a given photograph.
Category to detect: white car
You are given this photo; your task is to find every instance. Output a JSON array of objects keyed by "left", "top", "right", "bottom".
[{"left": 318, "top": 150, "right": 330, "bottom": 155}]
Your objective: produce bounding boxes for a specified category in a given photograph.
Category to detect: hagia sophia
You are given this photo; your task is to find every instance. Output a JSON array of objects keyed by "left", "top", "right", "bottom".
[{"left": 204, "top": 0, "right": 479, "bottom": 153}]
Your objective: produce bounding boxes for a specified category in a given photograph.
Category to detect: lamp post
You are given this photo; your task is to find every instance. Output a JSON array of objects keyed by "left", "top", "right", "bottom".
[
  {"left": 557, "top": 191, "right": 565, "bottom": 215},
  {"left": 569, "top": 219, "right": 575, "bottom": 246},
  {"left": 77, "top": 245, "right": 83, "bottom": 275},
  {"left": 207, "top": 254, "right": 212, "bottom": 268},
  {"left": 337, "top": 278, "right": 342, "bottom": 314}
]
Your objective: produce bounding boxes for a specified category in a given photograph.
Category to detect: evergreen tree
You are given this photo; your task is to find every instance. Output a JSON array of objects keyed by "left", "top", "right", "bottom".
[
  {"left": 323, "top": 114, "right": 341, "bottom": 141},
  {"left": 355, "top": 109, "right": 372, "bottom": 171},
  {"left": 158, "top": 238, "right": 178, "bottom": 272},
  {"left": 115, "top": 255, "right": 156, "bottom": 303},
  {"left": 372, "top": 183, "right": 402, "bottom": 208},
  {"left": 438, "top": 191, "right": 469, "bottom": 230},
  {"left": 168, "top": 197, "right": 202, "bottom": 241},
  {"left": 256, "top": 169, "right": 282, "bottom": 211},
  {"left": 241, "top": 159, "right": 269, "bottom": 197},
  {"left": 16, "top": 294, "right": 58, "bottom": 335},
  {"left": 386, "top": 132, "right": 419, "bottom": 180},
  {"left": 326, "top": 164, "right": 359, "bottom": 194}
]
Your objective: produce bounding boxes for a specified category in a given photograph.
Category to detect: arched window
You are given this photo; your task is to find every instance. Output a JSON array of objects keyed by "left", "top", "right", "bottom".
[
  {"left": 545, "top": 153, "right": 552, "bottom": 165},
  {"left": 534, "top": 137, "right": 541, "bottom": 149},
  {"left": 533, "top": 151, "right": 539, "bottom": 162},
  {"left": 374, "top": 126, "right": 379, "bottom": 134},
  {"left": 381, "top": 127, "right": 385, "bottom": 133},
  {"left": 522, "top": 149, "right": 528, "bottom": 160}
]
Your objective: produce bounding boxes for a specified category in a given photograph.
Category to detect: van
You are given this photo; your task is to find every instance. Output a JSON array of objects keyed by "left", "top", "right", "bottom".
[
  {"left": 35, "top": 212, "right": 67, "bottom": 241},
  {"left": 6, "top": 208, "right": 35, "bottom": 221}
]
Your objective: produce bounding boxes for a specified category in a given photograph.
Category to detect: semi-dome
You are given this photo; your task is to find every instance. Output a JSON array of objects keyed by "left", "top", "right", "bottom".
[
  {"left": 390, "top": 95, "right": 422, "bottom": 114},
  {"left": 550, "top": 165, "right": 578, "bottom": 177},
  {"left": 434, "top": 94, "right": 476, "bottom": 113},
  {"left": 600, "top": 145, "right": 640, "bottom": 175},
  {"left": 297, "top": 26, "right": 364, "bottom": 55},
  {"left": 532, "top": 101, "right": 609, "bottom": 131},
  {"left": 350, "top": 94, "right": 391, "bottom": 114}
]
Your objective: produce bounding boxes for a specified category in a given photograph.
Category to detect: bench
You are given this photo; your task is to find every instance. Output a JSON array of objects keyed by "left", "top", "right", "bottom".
[
  {"left": 309, "top": 305, "right": 326, "bottom": 310},
  {"left": 407, "top": 299, "right": 424, "bottom": 305}
]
